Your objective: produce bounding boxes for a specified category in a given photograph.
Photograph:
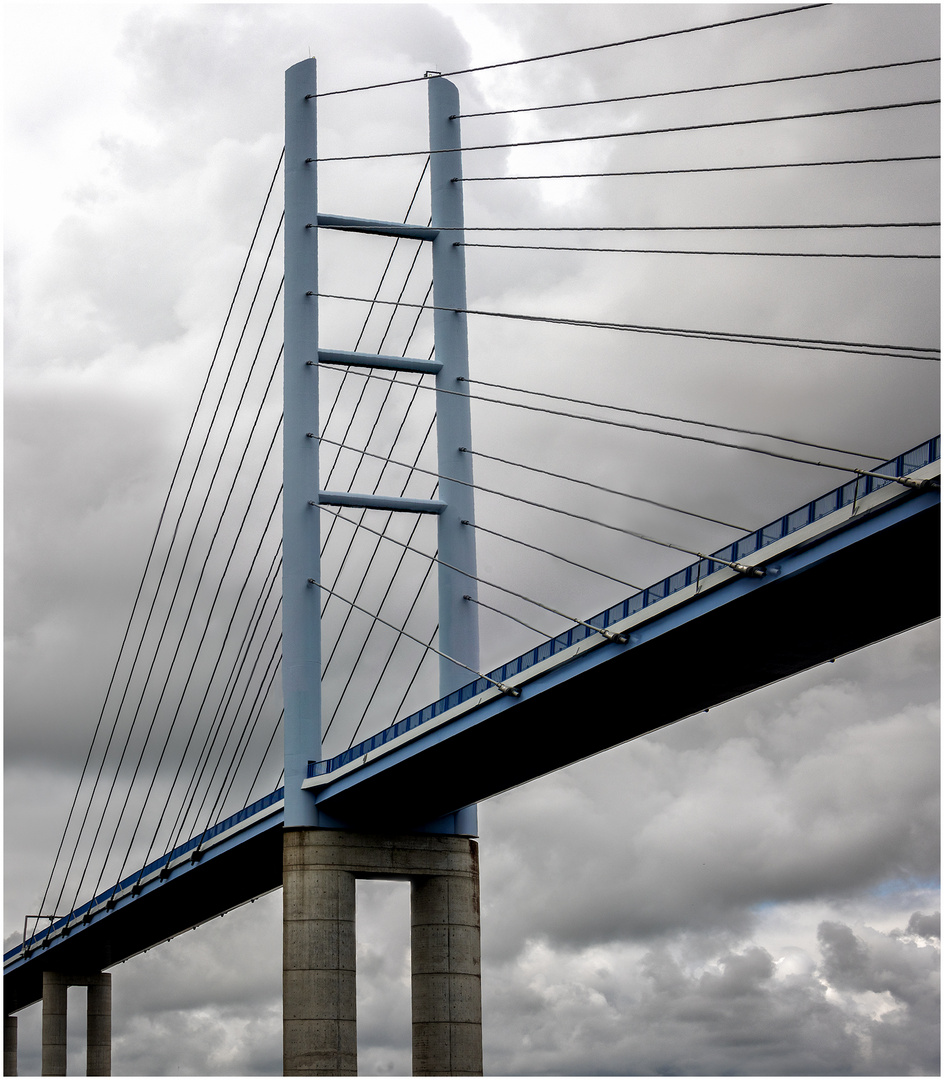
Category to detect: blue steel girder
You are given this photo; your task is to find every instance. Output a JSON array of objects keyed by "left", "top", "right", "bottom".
[{"left": 302, "top": 460, "right": 940, "bottom": 829}]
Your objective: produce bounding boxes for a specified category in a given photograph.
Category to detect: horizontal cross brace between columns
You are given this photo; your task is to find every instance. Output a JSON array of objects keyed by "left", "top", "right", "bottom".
[
  {"left": 314, "top": 213, "right": 439, "bottom": 242},
  {"left": 316, "top": 492, "right": 447, "bottom": 514},
  {"left": 318, "top": 349, "right": 442, "bottom": 375}
]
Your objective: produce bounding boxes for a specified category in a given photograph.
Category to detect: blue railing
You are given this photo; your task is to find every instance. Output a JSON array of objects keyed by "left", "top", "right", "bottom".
[
  {"left": 309, "top": 436, "right": 939, "bottom": 779},
  {"left": 5, "top": 786, "right": 285, "bottom": 962}
]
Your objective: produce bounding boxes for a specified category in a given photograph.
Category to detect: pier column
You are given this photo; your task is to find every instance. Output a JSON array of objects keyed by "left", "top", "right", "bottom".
[
  {"left": 412, "top": 850, "right": 483, "bottom": 1076},
  {"left": 283, "top": 838, "right": 358, "bottom": 1076},
  {"left": 41, "top": 973, "right": 67, "bottom": 1076},
  {"left": 4, "top": 1014, "right": 17, "bottom": 1076},
  {"left": 86, "top": 975, "right": 111, "bottom": 1076},
  {"left": 283, "top": 829, "right": 482, "bottom": 1076}
]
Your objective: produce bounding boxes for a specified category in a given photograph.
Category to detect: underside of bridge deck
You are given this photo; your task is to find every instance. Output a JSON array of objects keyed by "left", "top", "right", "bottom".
[{"left": 4, "top": 825, "right": 283, "bottom": 1014}]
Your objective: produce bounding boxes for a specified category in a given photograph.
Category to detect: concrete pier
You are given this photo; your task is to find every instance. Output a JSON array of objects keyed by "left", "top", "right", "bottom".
[
  {"left": 412, "top": 870, "right": 483, "bottom": 1076},
  {"left": 283, "top": 854, "right": 357, "bottom": 1075},
  {"left": 41, "top": 973, "right": 67, "bottom": 1077},
  {"left": 283, "top": 828, "right": 483, "bottom": 1076},
  {"left": 4, "top": 1014, "right": 17, "bottom": 1077},
  {"left": 41, "top": 972, "right": 111, "bottom": 1076},
  {"left": 86, "top": 975, "right": 111, "bottom": 1077}
]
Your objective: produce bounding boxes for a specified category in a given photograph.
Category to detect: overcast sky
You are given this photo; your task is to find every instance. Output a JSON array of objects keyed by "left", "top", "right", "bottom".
[{"left": 4, "top": 3, "right": 940, "bottom": 1076}]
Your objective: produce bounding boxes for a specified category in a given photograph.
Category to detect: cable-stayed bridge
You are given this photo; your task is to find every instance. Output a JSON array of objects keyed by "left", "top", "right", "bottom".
[{"left": 4, "top": 7, "right": 940, "bottom": 1075}]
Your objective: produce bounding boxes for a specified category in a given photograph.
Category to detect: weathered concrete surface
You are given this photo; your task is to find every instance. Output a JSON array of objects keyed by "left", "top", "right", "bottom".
[
  {"left": 283, "top": 860, "right": 357, "bottom": 1077},
  {"left": 86, "top": 975, "right": 111, "bottom": 1077},
  {"left": 412, "top": 872, "right": 483, "bottom": 1076},
  {"left": 41, "top": 973, "right": 67, "bottom": 1076},
  {"left": 5, "top": 1013, "right": 17, "bottom": 1076},
  {"left": 283, "top": 828, "right": 482, "bottom": 1076}
]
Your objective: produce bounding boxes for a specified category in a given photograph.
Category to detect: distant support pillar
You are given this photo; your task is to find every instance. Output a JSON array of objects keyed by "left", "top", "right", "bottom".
[
  {"left": 4, "top": 1013, "right": 17, "bottom": 1077},
  {"left": 41, "top": 972, "right": 111, "bottom": 1077}
]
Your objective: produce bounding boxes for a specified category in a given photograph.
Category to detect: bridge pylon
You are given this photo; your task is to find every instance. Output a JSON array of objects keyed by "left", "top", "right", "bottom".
[{"left": 282, "top": 59, "right": 483, "bottom": 1074}]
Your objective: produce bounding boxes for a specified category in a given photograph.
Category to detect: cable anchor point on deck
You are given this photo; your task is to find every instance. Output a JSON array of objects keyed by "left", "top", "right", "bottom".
[
  {"left": 732, "top": 562, "right": 766, "bottom": 578},
  {"left": 899, "top": 475, "right": 938, "bottom": 491},
  {"left": 853, "top": 467, "right": 938, "bottom": 491}
]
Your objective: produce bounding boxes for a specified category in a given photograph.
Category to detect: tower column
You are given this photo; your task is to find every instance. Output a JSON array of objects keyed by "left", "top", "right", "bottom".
[
  {"left": 282, "top": 55, "right": 322, "bottom": 830},
  {"left": 428, "top": 75, "right": 479, "bottom": 699}
]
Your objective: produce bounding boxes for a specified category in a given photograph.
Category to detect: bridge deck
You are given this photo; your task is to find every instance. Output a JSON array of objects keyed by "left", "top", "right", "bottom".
[
  {"left": 5, "top": 441, "right": 939, "bottom": 1012},
  {"left": 307, "top": 467, "right": 939, "bottom": 828}
]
